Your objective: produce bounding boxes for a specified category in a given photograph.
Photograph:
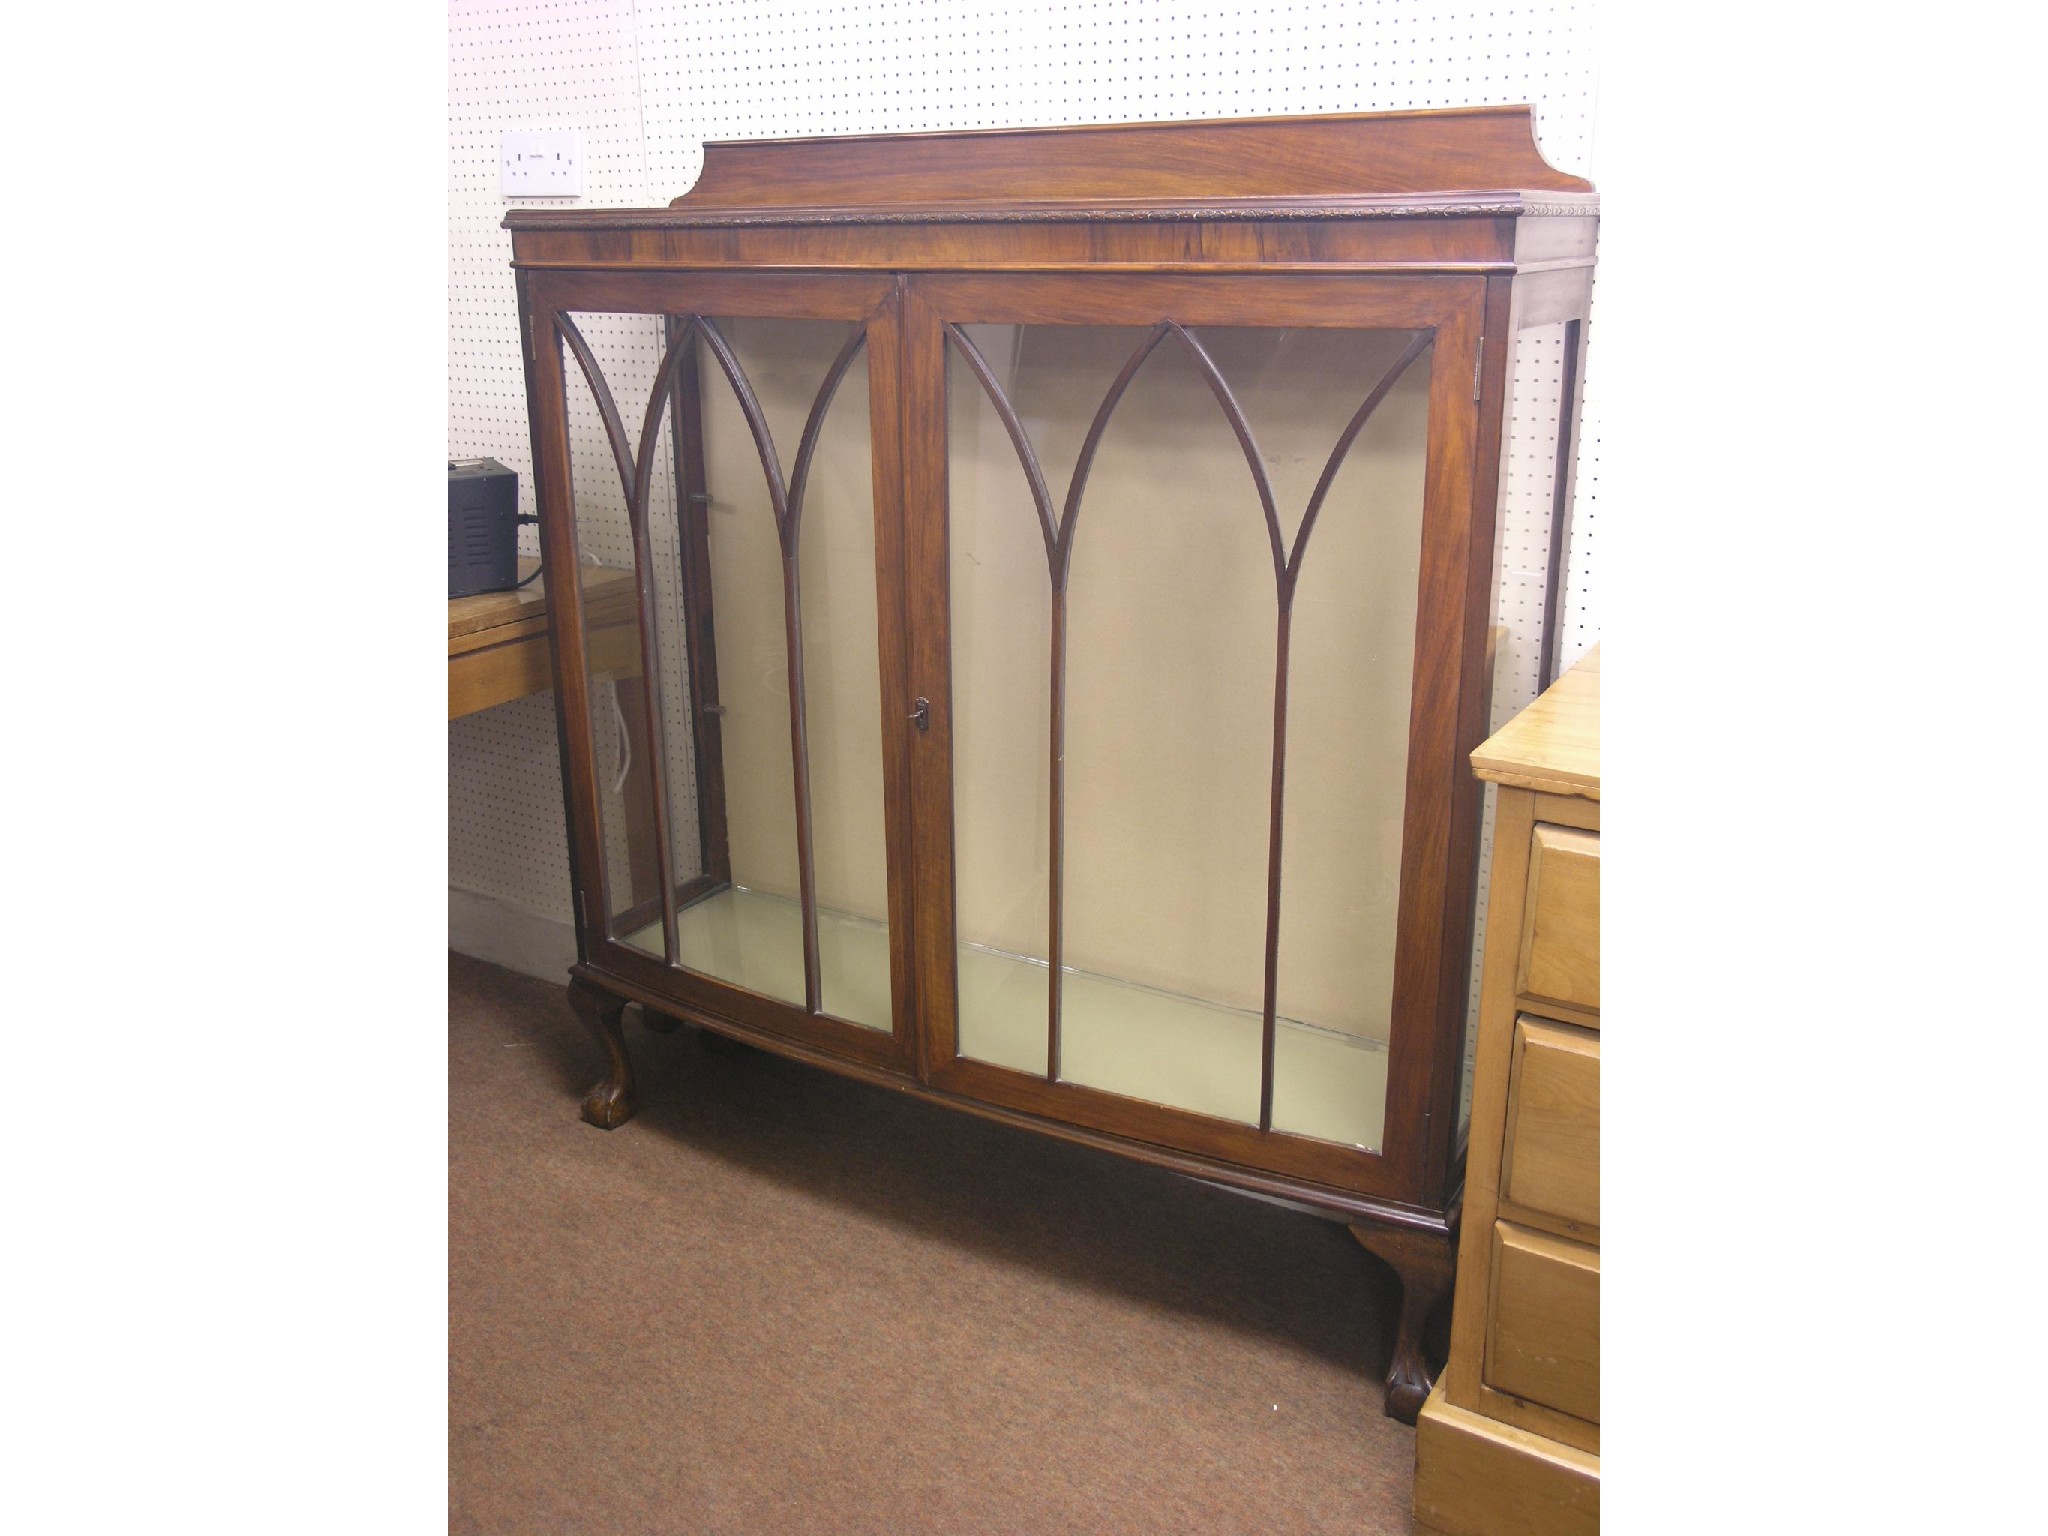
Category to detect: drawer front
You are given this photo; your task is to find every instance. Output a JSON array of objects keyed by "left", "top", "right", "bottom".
[
  {"left": 1519, "top": 824, "right": 1599, "bottom": 1015},
  {"left": 1502, "top": 1018, "right": 1599, "bottom": 1235},
  {"left": 1486, "top": 1223, "right": 1599, "bottom": 1424}
]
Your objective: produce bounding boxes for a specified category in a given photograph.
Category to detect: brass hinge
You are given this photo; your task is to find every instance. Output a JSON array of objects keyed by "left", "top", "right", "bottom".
[{"left": 1472, "top": 341, "right": 1484, "bottom": 402}]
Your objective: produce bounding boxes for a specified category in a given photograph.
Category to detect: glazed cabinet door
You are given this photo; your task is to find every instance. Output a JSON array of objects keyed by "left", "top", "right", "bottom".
[
  {"left": 901, "top": 274, "right": 1488, "bottom": 1201},
  {"left": 525, "top": 271, "right": 914, "bottom": 1070}
]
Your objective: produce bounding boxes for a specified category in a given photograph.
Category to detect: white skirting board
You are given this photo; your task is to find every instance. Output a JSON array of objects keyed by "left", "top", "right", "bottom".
[{"left": 449, "top": 886, "right": 577, "bottom": 984}]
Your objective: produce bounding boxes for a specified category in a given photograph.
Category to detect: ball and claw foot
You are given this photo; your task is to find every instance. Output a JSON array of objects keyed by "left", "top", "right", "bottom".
[
  {"left": 1350, "top": 1221, "right": 1457, "bottom": 1426},
  {"left": 1382, "top": 1340, "right": 1436, "bottom": 1424},
  {"left": 567, "top": 978, "right": 639, "bottom": 1131},
  {"left": 580, "top": 1080, "right": 637, "bottom": 1129}
]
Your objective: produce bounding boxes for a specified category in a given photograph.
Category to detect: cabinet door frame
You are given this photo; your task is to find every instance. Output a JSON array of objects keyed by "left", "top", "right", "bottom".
[
  {"left": 900, "top": 271, "right": 1488, "bottom": 1203},
  {"left": 524, "top": 267, "right": 917, "bottom": 1072}
]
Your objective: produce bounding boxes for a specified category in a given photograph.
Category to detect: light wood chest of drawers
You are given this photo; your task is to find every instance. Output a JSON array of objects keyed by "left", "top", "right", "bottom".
[{"left": 1416, "top": 647, "right": 1600, "bottom": 1536}]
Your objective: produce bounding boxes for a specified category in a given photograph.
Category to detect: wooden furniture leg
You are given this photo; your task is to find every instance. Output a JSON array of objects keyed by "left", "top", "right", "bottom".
[
  {"left": 1351, "top": 1221, "right": 1457, "bottom": 1425},
  {"left": 568, "top": 978, "right": 637, "bottom": 1128}
]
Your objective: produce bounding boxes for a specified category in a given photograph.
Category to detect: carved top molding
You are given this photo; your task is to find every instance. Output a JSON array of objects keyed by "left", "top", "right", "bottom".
[
  {"left": 505, "top": 191, "right": 1596, "bottom": 232},
  {"left": 502, "top": 106, "right": 1595, "bottom": 234}
]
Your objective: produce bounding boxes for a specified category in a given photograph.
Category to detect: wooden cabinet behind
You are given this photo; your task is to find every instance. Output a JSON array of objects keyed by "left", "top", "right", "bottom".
[
  {"left": 504, "top": 107, "right": 1598, "bottom": 1426},
  {"left": 1415, "top": 647, "right": 1600, "bottom": 1534}
]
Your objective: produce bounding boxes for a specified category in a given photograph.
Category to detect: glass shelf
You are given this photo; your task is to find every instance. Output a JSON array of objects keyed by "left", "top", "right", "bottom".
[
  {"left": 632, "top": 886, "right": 1387, "bottom": 1150},
  {"left": 626, "top": 885, "right": 891, "bottom": 1032}
]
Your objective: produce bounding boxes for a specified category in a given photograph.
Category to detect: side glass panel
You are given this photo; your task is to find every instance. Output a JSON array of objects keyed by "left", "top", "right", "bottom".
[
  {"left": 1460, "top": 321, "right": 1575, "bottom": 1133},
  {"left": 644, "top": 344, "right": 710, "bottom": 940},
  {"left": 560, "top": 312, "right": 702, "bottom": 956},
  {"left": 946, "top": 322, "right": 1431, "bottom": 1152}
]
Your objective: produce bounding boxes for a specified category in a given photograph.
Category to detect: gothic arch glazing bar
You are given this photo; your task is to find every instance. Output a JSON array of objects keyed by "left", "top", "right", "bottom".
[
  {"left": 557, "top": 311, "right": 683, "bottom": 965},
  {"left": 786, "top": 328, "right": 871, "bottom": 549},
  {"left": 1156, "top": 323, "right": 1288, "bottom": 585},
  {"left": 557, "top": 314, "right": 640, "bottom": 508},
  {"left": 944, "top": 324, "right": 1060, "bottom": 565},
  {"left": 1283, "top": 332, "right": 1435, "bottom": 597},
  {"left": 672, "top": 317, "right": 873, "bottom": 1018},
  {"left": 1255, "top": 330, "right": 1435, "bottom": 1130},
  {"left": 944, "top": 313, "right": 1437, "bottom": 1135},
  {"left": 945, "top": 320, "right": 1188, "bottom": 1079}
]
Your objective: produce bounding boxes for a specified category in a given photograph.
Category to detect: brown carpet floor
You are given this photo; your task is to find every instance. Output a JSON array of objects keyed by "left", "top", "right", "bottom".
[{"left": 451, "top": 952, "right": 1421, "bottom": 1534}]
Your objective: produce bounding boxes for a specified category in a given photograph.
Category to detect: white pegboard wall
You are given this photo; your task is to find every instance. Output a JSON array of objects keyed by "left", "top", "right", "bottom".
[
  {"left": 638, "top": 0, "right": 1595, "bottom": 195},
  {"left": 450, "top": 0, "right": 1602, "bottom": 930},
  {"left": 448, "top": 694, "right": 576, "bottom": 912},
  {"left": 1559, "top": 350, "right": 1599, "bottom": 672},
  {"left": 450, "top": 0, "right": 656, "bottom": 535},
  {"left": 450, "top": 0, "right": 661, "bottom": 921}
]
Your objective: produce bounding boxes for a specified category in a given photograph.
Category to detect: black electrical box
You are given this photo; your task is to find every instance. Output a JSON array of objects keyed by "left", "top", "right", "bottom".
[{"left": 448, "top": 458, "right": 522, "bottom": 597}]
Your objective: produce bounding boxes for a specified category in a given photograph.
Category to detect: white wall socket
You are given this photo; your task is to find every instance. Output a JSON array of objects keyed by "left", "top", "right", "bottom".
[{"left": 501, "top": 130, "right": 581, "bottom": 198}]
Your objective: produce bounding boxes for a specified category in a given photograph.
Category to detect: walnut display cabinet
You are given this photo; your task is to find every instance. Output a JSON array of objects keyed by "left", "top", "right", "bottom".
[{"left": 504, "top": 106, "right": 1596, "bottom": 1424}]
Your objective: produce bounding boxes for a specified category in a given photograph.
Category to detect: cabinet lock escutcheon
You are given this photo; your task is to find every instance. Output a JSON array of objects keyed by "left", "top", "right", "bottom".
[{"left": 910, "top": 697, "right": 930, "bottom": 731}]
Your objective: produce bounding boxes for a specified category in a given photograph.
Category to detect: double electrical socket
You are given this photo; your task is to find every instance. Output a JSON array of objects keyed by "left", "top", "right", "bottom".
[{"left": 502, "top": 130, "right": 581, "bottom": 198}]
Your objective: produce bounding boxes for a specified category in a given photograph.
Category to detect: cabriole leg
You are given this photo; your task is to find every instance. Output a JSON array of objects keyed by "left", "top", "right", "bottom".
[
  {"left": 567, "top": 978, "right": 637, "bottom": 1129},
  {"left": 1350, "top": 1221, "right": 1457, "bottom": 1425}
]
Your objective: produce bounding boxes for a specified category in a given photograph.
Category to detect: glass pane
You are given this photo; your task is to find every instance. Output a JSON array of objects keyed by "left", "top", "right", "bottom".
[
  {"left": 785, "top": 322, "right": 890, "bottom": 1031},
  {"left": 560, "top": 311, "right": 694, "bottom": 955},
  {"left": 1268, "top": 328, "right": 1432, "bottom": 1151},
  {"left": 1058, "top": 327, "right": 1273, "bottom": 1125},
  {"left": 640, "top": 382, "right": 707, "bottom": 948},
  {"left": 947, "top": 323, "right": 1058, "bottom": 1074},
  {"left": 947, "top": 321, "right": 1429, "bottom": 1150},
  {"left": 1460, "top": 322, "right": 1572, "bottom": 1134},
  {"left": 671, "top": 316, "right": 891, "bottom": 1028}
]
